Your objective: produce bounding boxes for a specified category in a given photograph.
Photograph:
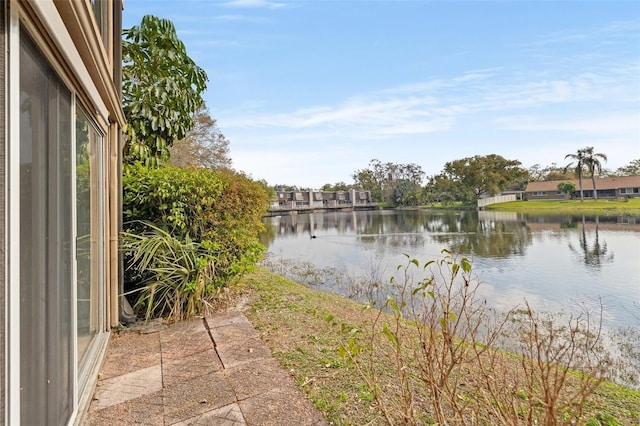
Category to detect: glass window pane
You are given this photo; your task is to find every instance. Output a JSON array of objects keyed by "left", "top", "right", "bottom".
[
  {"left": 90, "top": 0, "right": 108, "bottom": 47},
  {"left": 76, "top": 111, "right": 103, "bottom": 365},
  {"left": 19, "top": 29, "right": 73, "bottom": 426}
]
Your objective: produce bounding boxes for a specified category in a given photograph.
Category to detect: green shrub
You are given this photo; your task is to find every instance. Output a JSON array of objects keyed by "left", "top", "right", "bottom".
[
  {"left": 122, "top": 223, "right": 217, "bottom": 320},
  {"left": 122, "top": 164, "right": 269, "bottom": 318}
]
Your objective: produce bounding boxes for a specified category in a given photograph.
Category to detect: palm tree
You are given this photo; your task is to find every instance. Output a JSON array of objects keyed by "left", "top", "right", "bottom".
[
  {"left": 582, "top": 147, "right": 608, "bottom": 200},
  {"left": 564, "top": 148, "right": 588, "bottom": 201}
]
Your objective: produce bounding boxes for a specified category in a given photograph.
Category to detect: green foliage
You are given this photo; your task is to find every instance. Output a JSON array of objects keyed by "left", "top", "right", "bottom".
[
  {"left": 272, "top": 184, "right": 303, "bottom": 192},
  {"left": 431, "top": 154, "right": 527, "bottom": 203},
  {"left": 392, "top": 180, "right": 422, "bottom": 207},
  {"left": 122, "top": 165, "right": 270, "bottom": 318},
  {"left": 122, "top": 15, "right": 208, "bottom": 166},
  {"left": 565, "top": 146, "right": 607, "bottom": 201},
  {"left": 528, "top": 162, "right": 575, "bottom": 181},
  {"left": 557, "top": 181, "right": 577, "bottom": 199},
  {"left": 121, "top": 223, "right": 217, "bottom": 320},
  {"left": 583, "top": 147, "right": 608, "bottom": 200},
  {"left": 586, "top": 412, "right": 621, "bottom": 426},
  {"left": 565, "top": 148, "right": 588, "bottom": 201},
  {"left": 425, "top": 173, "right": 462, "bottom": 205},
  {"left": 616, "top": 158, "right": 640, "bottom": 176},
  {"left": 352, "top": 167, "right": 383, "bottom": 202},
  {"left": 352, "top": 159, "right": 425, "bottom": 205},
  {"left": 321, "top": 181, "right": 351, "bottom": 191}
]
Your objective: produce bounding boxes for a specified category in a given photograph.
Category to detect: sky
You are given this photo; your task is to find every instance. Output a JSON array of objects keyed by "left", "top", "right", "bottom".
[{"left": 122, "top": 0, "right": 640, "bottom": 189}]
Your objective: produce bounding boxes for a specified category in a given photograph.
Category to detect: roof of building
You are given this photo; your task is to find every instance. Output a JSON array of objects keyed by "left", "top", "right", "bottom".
[{"left": 525, "top": 175, "right": 640, "bottom": 192}]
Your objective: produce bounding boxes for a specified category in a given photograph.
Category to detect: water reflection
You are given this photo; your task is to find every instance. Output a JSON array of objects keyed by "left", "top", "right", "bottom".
[
  {"left": 261, "top": 210, "right": 640, "bottom": 329},
  {"left": 432, "top": 211, "right": 532, "bottom": 258},
  {"left": 568, "top": 216, "right": 614, "bottom": 269},
  {"left": 262, "top": 210, "right": 536, "bottom": 258}
]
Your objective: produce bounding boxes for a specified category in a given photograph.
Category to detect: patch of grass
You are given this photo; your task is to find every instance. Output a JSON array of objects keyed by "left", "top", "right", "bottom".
[
  {"left": 487, "top": 198, "right": 640, "bottom": 215},
  {"left": 236, "top": 268, "right": 387, "bottom": 424},
  {"left": 420, "top": 201, "right": 470, "bottom": 209},
  {"left": 234, "top": 267, "right": 640, "bottom": 425},
  {"left": 585, "top": 412, "right": 622, "bottom": 426}
]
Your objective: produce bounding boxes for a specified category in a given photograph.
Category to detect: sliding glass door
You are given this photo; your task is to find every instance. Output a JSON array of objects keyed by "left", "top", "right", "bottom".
[{"left": 19, "top": 29, "right": 74, "bottom": 425}]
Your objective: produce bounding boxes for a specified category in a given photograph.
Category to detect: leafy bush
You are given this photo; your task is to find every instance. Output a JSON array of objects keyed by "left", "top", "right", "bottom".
[
  {"left": 122, "top": 223, "right": 217, "bottom": 320},
  {"left": 122, "top": 164, "right": 269, "bottom": 318}
]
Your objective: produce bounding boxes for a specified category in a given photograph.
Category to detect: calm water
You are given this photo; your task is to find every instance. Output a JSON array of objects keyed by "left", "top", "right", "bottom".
[{"left": 260, "top": 210, "right": 640, "bottom": 330}]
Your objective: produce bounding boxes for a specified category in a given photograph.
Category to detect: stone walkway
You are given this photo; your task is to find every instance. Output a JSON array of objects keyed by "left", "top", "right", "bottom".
[{"left": 86, "top": 311, "right": 328, "bottom": 425}]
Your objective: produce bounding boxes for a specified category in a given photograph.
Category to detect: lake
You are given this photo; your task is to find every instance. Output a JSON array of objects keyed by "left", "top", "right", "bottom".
[{"left": 260, "top": 209, "right": 640, "bottom": 331}]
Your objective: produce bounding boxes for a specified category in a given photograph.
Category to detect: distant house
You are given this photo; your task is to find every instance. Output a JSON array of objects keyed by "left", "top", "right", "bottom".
[
  {"left": 270, "top": 189, "right": 374, "bottom": 211},
  {"left": 2, "top": 1, "right": 125, "bottom": 424},
  {"left": 524, "top": 175, "right": 640, "bottom": 200}
]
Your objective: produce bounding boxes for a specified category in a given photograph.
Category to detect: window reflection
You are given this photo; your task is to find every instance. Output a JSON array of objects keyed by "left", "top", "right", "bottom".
[
  {"left": 91, "top": 0, "right": 108, "bottom": 47},
  {"left": 76, "top": 111, "right": 103, "bottom": 366}
]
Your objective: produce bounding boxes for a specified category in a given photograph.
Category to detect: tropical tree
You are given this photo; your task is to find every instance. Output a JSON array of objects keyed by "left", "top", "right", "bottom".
[
  {"left": 557, "top": 182, "right": 576, "bottom": 199},
  {"left": 168, "top": 102, "right": 232, "bottom": 169},
  {"left": 616, "top": 159, "right": 640, "bottom": 176},
  {"left": 122, "top": 15, "right": 208, "bottom": 166},
  {"left": 582, "top": 147, "right": 607, "bottom": 200},
  {"left": 564, "top": 148, "right": 588, "bottom": 201}
]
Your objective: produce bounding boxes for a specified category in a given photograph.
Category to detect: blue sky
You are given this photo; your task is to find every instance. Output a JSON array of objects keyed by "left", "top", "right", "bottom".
[{"left": 123, "top": 0, "right": 640, "bottom": 188}]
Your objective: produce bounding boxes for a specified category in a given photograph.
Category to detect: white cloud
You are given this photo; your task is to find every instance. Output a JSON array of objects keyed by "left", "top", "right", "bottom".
[
  {"left": 222, "top": 0, "right": 288, "bottom": 9},
  {"left": 494, "top": 113, "right": 640, "bottom": 136},
  {"left": 515, "top": 19, "right": 640, "bottom": 48},
  {"left": 214, "top": 14, "right": 270, "bottom": 23},
  {"left": 222, "top": 62, "right": 637, "bottom": 144},
  {"left": 223, "top": 95, "right": 453, "bottom": 141},
  {"left": 231, "top": 148, "right": 362, "bottom": 187}
]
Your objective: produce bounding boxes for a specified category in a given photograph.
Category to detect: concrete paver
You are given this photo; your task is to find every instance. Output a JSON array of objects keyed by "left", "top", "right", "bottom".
[
  {"left": 85, "top": 311, "right": 328, "bottom": 425},
  {"left": 91, "top": 365, "right": 163, "bottom": 410},
  {"left": 162, "top": 348, "right": 224, "bottom": 388},
  {"left": 171, "top": 403, "right": 245, "bottom": 426},
  {"left": 99, "top": 332, "right": 162, "bottom": 379}
]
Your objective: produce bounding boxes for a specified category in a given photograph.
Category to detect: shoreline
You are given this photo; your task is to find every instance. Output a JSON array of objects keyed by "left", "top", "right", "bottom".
[{"left": 234, "top": 267, "right": 640, "bottom": 425}]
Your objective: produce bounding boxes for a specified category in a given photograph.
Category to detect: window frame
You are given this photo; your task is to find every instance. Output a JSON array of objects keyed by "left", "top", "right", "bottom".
[{"left": 75, "top": 106, "right": 106, "bottom": 394}]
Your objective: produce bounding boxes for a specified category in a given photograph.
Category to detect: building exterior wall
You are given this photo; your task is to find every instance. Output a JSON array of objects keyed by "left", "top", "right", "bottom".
[
  {"left": 270, "top": 190, "right": 374, "bottom": 211},
  {"left": 524, "top": 176, "right": 640, "bottom": 200},
  {"left": 0, "top": 2, "right": 5, "bottom": 422},
  {"left": 4, "top": 0, "right": 124, "bottom": 423},
  {"left": 525, "top": 190, "right": 567, "bottom": 200}
]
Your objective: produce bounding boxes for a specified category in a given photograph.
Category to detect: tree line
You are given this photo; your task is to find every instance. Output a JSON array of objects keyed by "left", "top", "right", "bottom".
[{"left": 280, "top": 154, "right": 639, "bottom": 207}]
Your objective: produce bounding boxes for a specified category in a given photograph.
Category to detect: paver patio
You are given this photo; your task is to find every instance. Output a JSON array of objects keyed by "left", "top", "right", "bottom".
[{"left": 85, "top": 311, "right": 328, "bottom": 425}]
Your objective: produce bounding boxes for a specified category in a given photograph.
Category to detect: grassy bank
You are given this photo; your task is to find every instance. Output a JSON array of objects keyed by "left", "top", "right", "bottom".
[
  {"left": 235, "top": 267, "right": 640, "bottom": 425},
  {"left": 486, "top": 198, "right": 640, "bottom": 215}
]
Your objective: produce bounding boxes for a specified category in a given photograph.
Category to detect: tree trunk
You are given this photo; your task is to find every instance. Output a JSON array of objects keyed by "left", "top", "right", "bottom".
[
  {"left": 591, "top": 174, "right": 598, "bottom": 200},
  {"left": 578, "top": 170, "right": 584, "bottom": 202}
]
